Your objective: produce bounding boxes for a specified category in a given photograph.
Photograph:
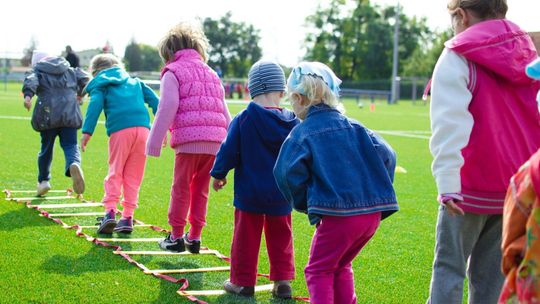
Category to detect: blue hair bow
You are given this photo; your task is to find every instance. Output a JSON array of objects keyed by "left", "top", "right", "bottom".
[
  {"left": 526, "top": 58, "right": 540, "bottom": 80},
  {"left": 287, "top": 62, "right": 342, "bottom": 97}
]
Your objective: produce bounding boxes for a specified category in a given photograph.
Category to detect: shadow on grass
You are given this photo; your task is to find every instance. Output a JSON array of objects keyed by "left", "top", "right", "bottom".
[
  {"left": 0, "top": 205, "right": 53, "bottom": 231},
  {"left": 41, "top": 246, "right": 132, "bottom": 275}
]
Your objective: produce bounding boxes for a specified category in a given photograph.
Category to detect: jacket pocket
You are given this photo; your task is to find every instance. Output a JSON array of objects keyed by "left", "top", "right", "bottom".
[{"left": 31, "top": 98, "right": 51, "bottom": 131}]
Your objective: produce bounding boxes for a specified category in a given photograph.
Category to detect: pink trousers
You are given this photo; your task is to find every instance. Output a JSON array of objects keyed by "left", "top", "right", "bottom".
[
  {"left": 230, "top": 209, "right": 295, "bottom": 286},
  {"left": 305, "top": 212, "right": 381, "bottom": 304},
  {"left": 103, "top": 127, "right": 149, "bottom": 218},
  {"left": 168, "top": 153, "right": 215, "bottom": 240}
]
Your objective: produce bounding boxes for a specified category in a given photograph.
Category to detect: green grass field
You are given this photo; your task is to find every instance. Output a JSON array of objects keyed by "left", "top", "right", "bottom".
[{"left": 0, "top": 81, "right": 443, "bottom": 303}]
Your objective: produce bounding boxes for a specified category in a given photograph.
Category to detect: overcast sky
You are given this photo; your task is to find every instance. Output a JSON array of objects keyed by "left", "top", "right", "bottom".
[{"left": 1, "top": 0, "right": 538, "bottom": 67}]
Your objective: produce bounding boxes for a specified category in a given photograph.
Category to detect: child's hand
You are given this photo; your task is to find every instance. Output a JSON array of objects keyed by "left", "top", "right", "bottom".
[
  {"left": 438, "top": 193, "right": 465, "bottom": 216},
  {"left": 162, "top": 133, "right": 168, "bottom": 148},
  {"left": 212, "top": 178, "right": 227, "bottom": 191},
  {"left": 23, "top": 96, "right": 32, "bottom": 111},
  {"left": 80, "top": 133, "right": 91, "bottom": 152},
  {"left": 77, "top": 95, "right": 83, "bottom": 105}
]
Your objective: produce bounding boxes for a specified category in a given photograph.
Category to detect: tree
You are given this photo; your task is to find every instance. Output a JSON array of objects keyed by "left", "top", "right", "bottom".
[
  {"left": 402, "top": 28, "right": 453, "bottom": 77},
  {"left": 303, "top": 0, "right": 432, "bottom": 81},
  {"left": 139, "top": 44, "right": 162, "bottom": 72},
  {"left": 203, "top": 12, "right": 262, "bottom": 77},
  {"left": 21, "top": 37, "right": 38, "bottom": 67},
  {"left": 123, "top": 38, "right": 142, "bottom": 72}
]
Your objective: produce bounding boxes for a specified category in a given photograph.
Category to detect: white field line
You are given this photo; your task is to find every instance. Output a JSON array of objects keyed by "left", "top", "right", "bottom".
[{"left": 0, "top": 115, "right": 430, "bottom": 139}]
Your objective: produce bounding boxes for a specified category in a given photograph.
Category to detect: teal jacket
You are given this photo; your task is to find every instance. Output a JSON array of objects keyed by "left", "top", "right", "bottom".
[{"left": 82, "top": 67, "right": 159, "bottom": 136}]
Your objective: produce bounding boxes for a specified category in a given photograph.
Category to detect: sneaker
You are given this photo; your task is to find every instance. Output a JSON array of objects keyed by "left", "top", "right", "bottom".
[
  {"left": 36, "top": 181, "right": 51, "bottom": 196},
  {"left": 159, "top": 233, "right": 185, "bottom": 252},
  {"left": 69, "top": 163, "right": 85, "bottom": 194},
  {"left": 183, "top": 233, "right": 201, "bottom": 254},
  {"left": 113, "top": 217, "right": 133, "bottom": 234},
  {"left": 96, "top": 210, "right": 117, "bottom": 234},
  {"left": 272, "top": 280, "right": 292, "bottom": 299},
  {"left": 223, "top": 279, "right": 254, "bottom": 297}
]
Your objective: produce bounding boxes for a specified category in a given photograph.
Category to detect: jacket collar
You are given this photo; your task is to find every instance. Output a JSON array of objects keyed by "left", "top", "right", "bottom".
[{"left": 305, "top": 103, "right": 338, "bottom": 119}]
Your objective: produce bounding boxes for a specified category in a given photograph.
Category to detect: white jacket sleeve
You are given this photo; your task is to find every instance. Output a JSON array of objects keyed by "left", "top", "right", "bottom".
[{"left": 429, "top": 48, "right": 473, "bottom": 195}]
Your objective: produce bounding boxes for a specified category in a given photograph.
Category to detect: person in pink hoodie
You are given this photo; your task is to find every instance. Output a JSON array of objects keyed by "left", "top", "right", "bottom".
[
  {"left": 146, "top": 22, "right": 231, "bottom": 254},
  {"left": 427, "top": 0, "right": 540, "bottom": 303}
]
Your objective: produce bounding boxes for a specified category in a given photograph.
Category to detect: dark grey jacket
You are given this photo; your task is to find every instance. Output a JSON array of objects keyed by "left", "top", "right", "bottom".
[{"left": 22, "top": 57, "right": 89, "bottom": 131}]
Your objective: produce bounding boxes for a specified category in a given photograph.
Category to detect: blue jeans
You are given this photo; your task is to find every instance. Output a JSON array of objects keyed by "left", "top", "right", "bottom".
[{"left": 38, "top": 128, "right": 81, "bottom": 182}]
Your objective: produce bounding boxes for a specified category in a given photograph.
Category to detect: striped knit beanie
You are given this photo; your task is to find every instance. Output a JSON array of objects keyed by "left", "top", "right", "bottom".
[{"left": 248, "top": 60, "right": 285, "bottom": 99}]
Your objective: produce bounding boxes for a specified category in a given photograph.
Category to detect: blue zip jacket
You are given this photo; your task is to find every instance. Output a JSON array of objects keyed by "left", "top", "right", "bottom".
[
  {"left": 210, "top": 102, "right": 300, "bottom": 215},
  {"left": 274, "top": 104, "right": 398, "bottom": 225},
  {"left": 82, "top": 67, "right": 159, "bottom": 136}
]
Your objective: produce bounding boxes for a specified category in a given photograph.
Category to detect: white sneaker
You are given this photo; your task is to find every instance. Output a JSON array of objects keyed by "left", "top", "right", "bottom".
[
  {"left": 69, "top": 163, "right": 85, "bottom": 194},
  {"left": 36, "top": 181, "right": 51, "bottom": 196}
]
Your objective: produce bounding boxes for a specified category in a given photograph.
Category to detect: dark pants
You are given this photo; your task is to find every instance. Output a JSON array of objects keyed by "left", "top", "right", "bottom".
[{"left": 38, "top": 128, "right": 81, "bottom": 182}]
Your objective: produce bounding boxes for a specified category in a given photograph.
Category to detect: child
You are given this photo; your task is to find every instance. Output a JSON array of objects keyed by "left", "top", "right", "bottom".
[
  {"left": 499, "top": 58, "right": 540, "bottom": 303},
  {"left": 81, "top": 54, "right": 159, "bottom": 234},
  {"left": 146, "top": 22, "right": 230, "bottom": 253},
  {"left": 274, "top": 62, "right": 398, "bottom": 303},
  {"left": 427, "top": 1, "right": 540, "bottom": 302},
  {"left": 210, "top": 61, "right": 300, "bottom": 298},
  {"left": 22, "top": 50, "right": 89, "bottom": 196}
]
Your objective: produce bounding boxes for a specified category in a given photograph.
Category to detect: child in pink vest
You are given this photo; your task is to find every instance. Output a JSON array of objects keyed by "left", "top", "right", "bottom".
[
  {"left": 146, "top": 22, "right": 231, "bottom": 253},
  {"left": 428, "top": 1, "right": 540, "bottom": 303}
]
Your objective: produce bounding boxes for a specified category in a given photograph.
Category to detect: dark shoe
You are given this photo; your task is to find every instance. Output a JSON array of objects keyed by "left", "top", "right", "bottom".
[
  {"left": 272, "top": 280, "right": 292, "bottom": 299},
  {"left": 69, "top": 163, "right": 85, "bottom": 194},
  {"left": 159, "top": 233, "right": 185, "bottom": 252},
  {"left": 183, "top": 233, "right": 201, "bottom": 254},
  {"left": 96, "top": 210, "right": 117, "bottom": 234},
  {"left": 223, "top": 279, "right": 254, "bottom": 297},
  {"left": 113, "top": 217, "right": 133, "bottom": 234}
]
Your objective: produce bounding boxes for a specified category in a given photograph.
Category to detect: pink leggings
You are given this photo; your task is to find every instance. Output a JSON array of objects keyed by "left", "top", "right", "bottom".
[
  {"left": 168, "top": 153, "right": 215, "bottom": 240},
  {"left": 305, "top": 213, "right": 381, "bottom": 304},
  {"left": 102, "top": 127, "right": 148, "bottom": 218}
]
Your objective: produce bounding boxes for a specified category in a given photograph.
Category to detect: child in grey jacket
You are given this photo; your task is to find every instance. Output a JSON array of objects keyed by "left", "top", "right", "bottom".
[{"left": 22, "top": 50, "right": 90, "bottom": 196}]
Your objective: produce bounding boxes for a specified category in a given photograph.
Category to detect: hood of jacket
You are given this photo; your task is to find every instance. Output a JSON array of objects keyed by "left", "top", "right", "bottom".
[
  {"left": 247, "top": 102, "right": 298, "bottom": 150},
  {"left": 86, "top": 66, "right": 130, "bottom": 92},
  {"left": 34, "top": 57, "right": 70, "bottom": 75},
  {"left": 445, "top": 19, "right": 537, "bottom": 85}
]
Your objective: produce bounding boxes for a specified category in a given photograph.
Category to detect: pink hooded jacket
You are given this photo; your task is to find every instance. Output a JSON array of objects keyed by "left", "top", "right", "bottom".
[{"left": 446, "top": 19, "right": 540, "bottom": 213}]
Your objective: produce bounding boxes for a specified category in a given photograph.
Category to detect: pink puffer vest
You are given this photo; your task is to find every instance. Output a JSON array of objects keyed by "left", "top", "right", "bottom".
[{"left": 161, "top": 49, "right": 228, "bottom": 148}]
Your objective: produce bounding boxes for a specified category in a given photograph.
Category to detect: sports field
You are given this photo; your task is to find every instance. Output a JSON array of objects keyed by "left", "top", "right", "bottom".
[{"left": 0, "top": 81, "right": 445, "bottom": 303}]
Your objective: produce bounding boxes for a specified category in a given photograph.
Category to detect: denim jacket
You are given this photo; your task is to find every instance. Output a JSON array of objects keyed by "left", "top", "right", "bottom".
[{"left": 273, "top": 104, "right": 398, "bottom": 225}]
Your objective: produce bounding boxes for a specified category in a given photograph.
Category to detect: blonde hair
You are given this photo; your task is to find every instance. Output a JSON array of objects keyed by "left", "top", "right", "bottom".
[
  {"left": 90, "top": 53, "right": 122, "bottom": 76},
  {"left": 447, "top": 0, "right": 507, "bottom": 19},
  {"left": 158, "top": 22, "right": 209, "bottom": 63},
  {"left": 288, "top": 75, "right": 344, "bottom": 113}
]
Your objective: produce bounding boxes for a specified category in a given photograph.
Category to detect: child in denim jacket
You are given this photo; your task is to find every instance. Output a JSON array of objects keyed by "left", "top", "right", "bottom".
[{"left": 274, "top": 62, "right": 398, "bottom": 304}]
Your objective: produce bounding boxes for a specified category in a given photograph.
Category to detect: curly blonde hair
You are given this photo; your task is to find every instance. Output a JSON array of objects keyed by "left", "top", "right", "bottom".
[
  {"left": 89, "top": 53, "right": 122, "bottom": 76},
  {"left": 158, "top": 22, "right": 209, "bottom": 63}
]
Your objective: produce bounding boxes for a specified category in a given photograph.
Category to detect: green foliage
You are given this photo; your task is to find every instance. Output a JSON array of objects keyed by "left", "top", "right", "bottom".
[
  {"left": 203, "top": 12, "right": 262, "bottom": 77},
  {"left": 123, "top": 38, "right": 142, "bottom": 72},
  {"left": 20, "top": 37, "right": 38, "bottom": 67},
  {"left": 139, "top": 44, "right": 162, "bottom": 72},
  {"left": 402, "top": 28, "right": 453, "bottom": 77},
  {"left": 304, "top": 0, "right": 433, "bottom": 81}
]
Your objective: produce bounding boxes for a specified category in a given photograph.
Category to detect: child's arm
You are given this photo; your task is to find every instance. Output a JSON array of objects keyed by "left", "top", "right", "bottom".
[
  {"left": 146, "top": 72, "right": 179, "bottom": 157},
  {"left": 274, "top": 139, "right": 311, "bottom": 213},
  {"left": 430, "top": 49, "right": 473, "bottom": 196},
  {"left": 368, "top": 130, "right": 397, "bottom": 182},
  {"left": 75, "top": 68, "right": 90, "bottom": 98},
  {"left": 210, "top": 115, "right": 241, "bottom": 186},
  {"left": 80, "top": 88, "right": 105, "bottom": 148},
  {"left": 141, "top": 81, "right": 159, "bottom": 115},
  {"left": 22, "top": 71, "right": 38, "bottom": 110}
]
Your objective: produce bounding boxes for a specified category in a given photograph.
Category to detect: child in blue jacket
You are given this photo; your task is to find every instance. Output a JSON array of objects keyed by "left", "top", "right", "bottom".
[
  {"left": 211, "top": 61, "right": 300, "bottom": 299},
  {"left": 274, "top": 62, "right": 398, "bottom": 304}
]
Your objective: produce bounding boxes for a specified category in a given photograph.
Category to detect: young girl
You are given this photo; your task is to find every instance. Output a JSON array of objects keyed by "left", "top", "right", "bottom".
[
  {"left": 211, "top": 60, "right": 300, "bottom": 298},
  {"left": 81, "top": 54, "right": 159, "bottom": 234},
  {"left": 273, "top": 62, "right": 398, "bottom": 303},
  {"left": 427, "top": 1, "right": 540, "bottom": 302},
  {"left": 146, "top": 22, "right": 230, "bottom": 253},
  {"left": 22, "top": 51, "right": 89, "bottom": 196}
]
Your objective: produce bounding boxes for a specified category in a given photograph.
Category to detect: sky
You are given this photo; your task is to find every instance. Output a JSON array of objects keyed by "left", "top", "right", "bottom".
[{"left": 1, "top": 0, "right": 539, "bottom": 67}]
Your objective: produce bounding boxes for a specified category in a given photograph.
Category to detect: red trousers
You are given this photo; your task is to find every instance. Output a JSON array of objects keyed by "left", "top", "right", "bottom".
[{"left": 230, "top": 209, "right": 295, "bottom": 286}]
